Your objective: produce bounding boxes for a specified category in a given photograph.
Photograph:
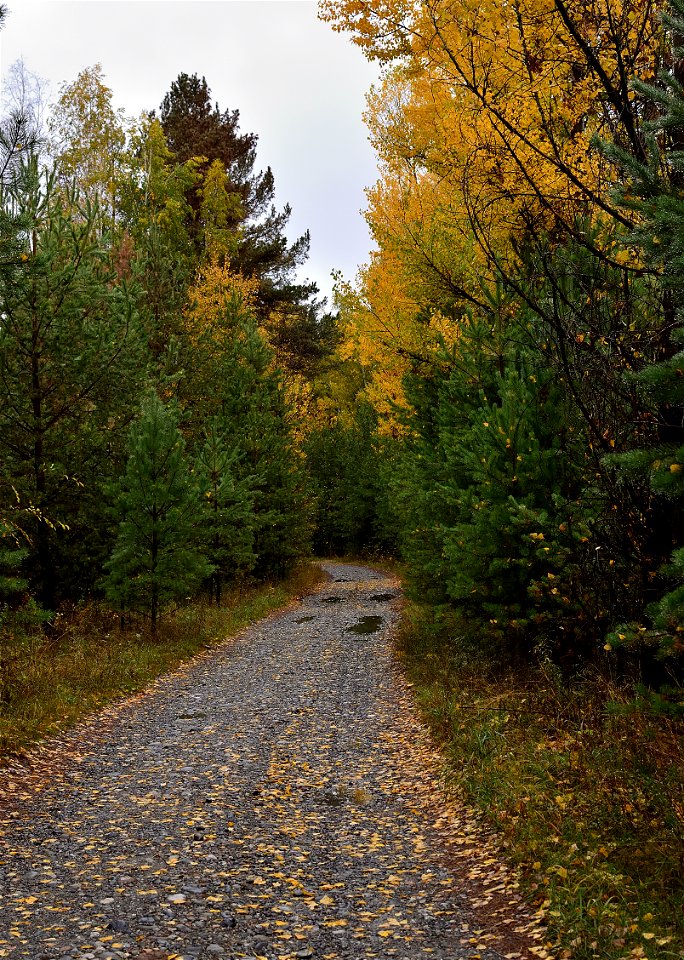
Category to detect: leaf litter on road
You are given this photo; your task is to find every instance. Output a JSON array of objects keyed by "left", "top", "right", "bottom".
[{"left": 0, "top": 563, "right": 549, "bottom": 960}]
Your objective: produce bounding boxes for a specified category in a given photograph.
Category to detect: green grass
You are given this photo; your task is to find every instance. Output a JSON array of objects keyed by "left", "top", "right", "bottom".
[
  {"left": 396, "top": 600, "right": 684, "bottom": 960},
  {"left": 0, "top": 562, "right": 326, "bottom": 763}
]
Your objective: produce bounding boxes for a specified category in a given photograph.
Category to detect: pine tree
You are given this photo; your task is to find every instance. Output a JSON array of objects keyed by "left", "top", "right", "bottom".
[
  {"left": 216, "top": 320, "right": 311, "bottom": 579},
  {"left": 305, "top": 403, "right": 382, "bottom": 556},
  {"left": 104, "top": 394, "right": 212, "bottom": 631},
  {"left": 158, "top": 73, "right": 317, "bottom": 322},
  {"left": 390, "top": 303, "right": 600, "bottom": 660},
  {"left": 601, "top": 0, "right": 684, "bottom": 658},
  {"left": 0, "top": 158, "right": 147, "bottom": 606},
  {"left": 196, "top": 418, "right": 256, "bottom": 604}
]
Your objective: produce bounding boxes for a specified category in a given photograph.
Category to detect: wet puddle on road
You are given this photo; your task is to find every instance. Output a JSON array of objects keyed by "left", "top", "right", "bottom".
[{"left": 346, "top": 616, "right": 383, "bottom": 638}]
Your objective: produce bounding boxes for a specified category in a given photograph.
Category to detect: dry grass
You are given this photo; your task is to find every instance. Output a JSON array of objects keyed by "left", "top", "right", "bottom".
[
  {"left": 0, "top": 562, "right": 326, "bottom": 763},
  {"left": 396, "top": 601, "right": 684, "bottom": 960}
]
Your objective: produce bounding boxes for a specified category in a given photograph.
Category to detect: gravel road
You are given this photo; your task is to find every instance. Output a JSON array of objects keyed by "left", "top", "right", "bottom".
[{"left": 0, "top": 563, "right": 546, "bottom": 960}]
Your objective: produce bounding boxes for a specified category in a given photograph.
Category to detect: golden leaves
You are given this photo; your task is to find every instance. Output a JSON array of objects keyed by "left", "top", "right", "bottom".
[
  {"left": 184, "top": 263, "right": 259, "bottom": 350},
  {"left": 325, "top": 0, "right": 662, "bottom": 425}
]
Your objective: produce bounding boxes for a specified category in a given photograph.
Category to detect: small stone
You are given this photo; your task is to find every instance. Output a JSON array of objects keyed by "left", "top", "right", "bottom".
[
  {"left": 295, "top": 950, "right": 314, "bottom": 959},
  {"left": 207, "top": 947, "right": 225, "bottom": 956}
]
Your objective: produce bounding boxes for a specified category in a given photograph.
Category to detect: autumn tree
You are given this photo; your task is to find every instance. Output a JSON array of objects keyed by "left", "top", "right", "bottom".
[
  {"left": 314, "top": 0, "right": 682, "bottom": 665},
  {"left": 48, "top": 64, "right": 127, "bottom": 222},
  {"left": 322, "top": 0, "right": 664, "bottom": 423},
  {"left": 118, "top": 114, "right": 201, "bottom": 362}
]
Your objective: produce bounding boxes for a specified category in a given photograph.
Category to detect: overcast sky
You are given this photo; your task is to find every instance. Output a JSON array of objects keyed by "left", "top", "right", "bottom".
[{"left": 0, "top": 0, "right": 381, "bottom": 302}]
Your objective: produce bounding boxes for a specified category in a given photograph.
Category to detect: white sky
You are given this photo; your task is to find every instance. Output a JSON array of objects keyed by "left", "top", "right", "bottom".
[{"left": 0, "top": 0, "right": 380, "bottom": 303}]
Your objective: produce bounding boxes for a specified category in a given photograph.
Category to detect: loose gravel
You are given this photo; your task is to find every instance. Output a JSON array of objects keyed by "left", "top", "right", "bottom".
[{"left": 0, "top": 563, "right": 544, "bottom": 960}]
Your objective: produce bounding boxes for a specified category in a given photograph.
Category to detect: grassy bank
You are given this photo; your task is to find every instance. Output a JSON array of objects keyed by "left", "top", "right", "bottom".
[
  {"left": 0, "top": 562, "right": 326, "bottom": 763},
  {"left": 396, "top": 601, "right": 683, "bottom": 960}
]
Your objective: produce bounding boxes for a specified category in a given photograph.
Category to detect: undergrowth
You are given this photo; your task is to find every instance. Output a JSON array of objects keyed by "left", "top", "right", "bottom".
[
  {"left": 0, "top": 562, "right": 325, "bottom": 762},
  {"left": 396, "top": 601, "right": 684, "bottom": 960}
]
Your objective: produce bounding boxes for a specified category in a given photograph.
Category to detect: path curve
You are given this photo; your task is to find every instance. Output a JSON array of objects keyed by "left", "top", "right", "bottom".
[{"left": 0, "top": 563, "right": 546, "bottom": 960}]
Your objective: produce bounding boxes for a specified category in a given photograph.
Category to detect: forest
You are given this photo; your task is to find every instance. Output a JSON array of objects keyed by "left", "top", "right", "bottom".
[{"left": 1, "top": 0, "right": 684, "bottom": 956}]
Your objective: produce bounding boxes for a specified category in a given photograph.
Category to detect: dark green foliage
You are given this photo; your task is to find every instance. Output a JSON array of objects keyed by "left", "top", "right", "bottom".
[
  {"left": 370, "top": 302, "right": 629, "bottom": 662},
  {"left": 305, "top": 403, "right": 384, "bottom": 556},
  {"left": 265, "top": 304, "right": 341, "bottom": 378},
  {"left": 104, "top": 394, "right": 213, "bottom": 630},
  {"left": 213, "top": 320, "right": 311, "bottom": 579},
  {"left": 0, "top": 159, "right": 147, "bottom": 606},
  {"left": 598, "top": 1, "right": 684, "bottom": 663},
  {"left": 196, "top": 418, "right": 256, "bottom": 604}
]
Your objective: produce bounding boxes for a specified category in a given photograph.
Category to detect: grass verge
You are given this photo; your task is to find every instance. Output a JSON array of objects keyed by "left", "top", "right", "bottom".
[
  {"left": 0, "top": 561, "right": 326, "bottom": 764},
  {"left": 396, "top": 600, "right": 683, "bottom": 960}
]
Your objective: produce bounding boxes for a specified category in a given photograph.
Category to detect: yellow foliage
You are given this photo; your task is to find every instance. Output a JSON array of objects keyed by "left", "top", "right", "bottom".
[
  {"left": 322, "top": 0, "right": 661, "bottom": 422},
  {"left": 184, "top": 262, "right": 259, "bottom": 349}
]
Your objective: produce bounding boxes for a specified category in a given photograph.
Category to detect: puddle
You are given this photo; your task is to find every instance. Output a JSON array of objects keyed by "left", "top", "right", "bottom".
[
  {"left": 177, "top": 712, "right": 207, "bottom": 720},
  {"left": 320, "top": 784, "right": 371, "bottom": 806},
  {"left": 295, "top": 615, "right": 315, "bottom": 624},
  {"left": 369, "top": 593, "right": 396, "bottom": 602},
  {"left": 346, "top": 616, "right": 383, "bottom": 638},
  {"left": 320, "top": 596, "right": 343, "bottom": 604}
]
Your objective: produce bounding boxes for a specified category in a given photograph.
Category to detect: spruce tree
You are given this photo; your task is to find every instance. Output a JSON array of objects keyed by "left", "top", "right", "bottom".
[{"left": 104, "top": 394, "right": 212, "bottom": 631}]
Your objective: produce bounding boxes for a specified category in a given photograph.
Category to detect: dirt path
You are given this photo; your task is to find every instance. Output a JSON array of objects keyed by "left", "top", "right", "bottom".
[{"left": 0, "top": 563, "right": 547, "bottom": 960}]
